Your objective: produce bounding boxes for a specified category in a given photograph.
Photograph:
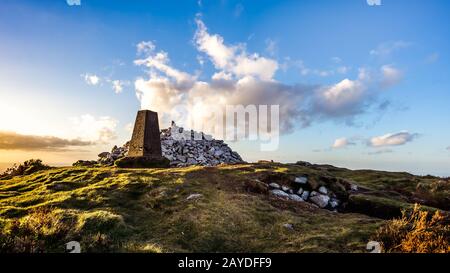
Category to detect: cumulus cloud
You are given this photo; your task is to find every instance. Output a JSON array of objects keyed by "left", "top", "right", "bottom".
[
  {"left": 70, "top": 115, "right": 118, "bottom": 144},
  {"left": 134, "top": 19, "right": 401, "bottom": 137},
  {"left": 83, "top": 74, "right": 100, "bottom": 86},
  {"left": 0, "top": 131, "right": 92, "bottom": 151},
  {"left": 369, "top": 131, "right": 418, "bottom": 147},
  {"left": 332, "top": 137, "right": 355, "bottom": 149},
  {"left": 194, "top": 18, "right": 278, "bottom": 81},
  {"left": 66, "top": 0, "right": 81, "bottom": 6}
]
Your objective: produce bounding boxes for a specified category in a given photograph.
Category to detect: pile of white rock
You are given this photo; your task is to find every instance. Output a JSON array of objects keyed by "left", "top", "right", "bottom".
[
  {"left": 269, "top": 176, "right": 341, "bottom": 211},
  {"left": 160, "top": 122, "right": 244, "bottom": 167},
  {"left": 96, "top": 122, "right": 244, "bottom": 167}
]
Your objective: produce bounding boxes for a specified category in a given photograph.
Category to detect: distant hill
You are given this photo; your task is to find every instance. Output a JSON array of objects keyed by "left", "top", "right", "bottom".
[{"left": 0, "top": 162, "right": 448, "bottom": 253}]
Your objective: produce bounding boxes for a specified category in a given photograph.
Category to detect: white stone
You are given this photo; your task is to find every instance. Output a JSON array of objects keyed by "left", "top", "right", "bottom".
[
  {"left": 269, "top": 183, "right": 281, "bottom": 189},
  {"left": 301, "top": 191, "right": 310, "bottom": 200},
  {"left": 309, "top": 194, "right": 330, "bottom": 208},
  {"left": 186, "top": 193, "right": 203, "bottom": 200},
  {"left": 329, "top": 198, "right": 340, "bottom": 208},
  {"left": 318, "top": 186, "right": 328, "bottom": 195},
  {"left": 294, "top": 176, "right": 308, "bottom": 184},
  {"left": 350, "top": 184, "right": 358, "bottom": 191},
  {"left": 270, "top": 189, "right": 290, "bottom": 198},
  {"left": 297, "top": 188, "right": 304, "bottom": 195},
  {"left": 289, "top": 194, "right": 304, "bottom": 202},
  {"left": 281, "top": 186, "right": 290, "bottom": 192}
]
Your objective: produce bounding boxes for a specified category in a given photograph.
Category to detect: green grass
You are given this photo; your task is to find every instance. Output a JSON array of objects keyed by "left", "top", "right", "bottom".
[{"left": 0, "top": 163, "right": 447, "bottom": 253}]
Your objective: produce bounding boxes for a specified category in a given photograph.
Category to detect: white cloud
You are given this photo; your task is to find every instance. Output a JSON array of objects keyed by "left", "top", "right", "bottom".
[
  {"left": 194, "top": 18, "right": 278, "bottom": 81},
  {"left": 70, "top": 115, "right": 118, "bottom": 144},
  {"left": 446, "top": 146, "right": 450, "bottom": 151},
  {"left": 66, "top": 0, "right": 81, "bottom": 6},
  {"left": 111, "top": 80, "right": 128, "bottom": 94},
  {"left": 135, "top": 50, "right": 195, "bottom": 85},
  {"left": 133, "top": 19, "right": 400, "bottom": 136},
  {"left": 332, "top": 137, "right": 355, "bottom": 149},
  {"left": 369, "top": 131, "right": 418, "bottom": 147},
  {"left": 83, "top": 74, "right": 100, "bottom": 86},
  {"left": 370, "top": 41, "right": 411, "bottom": 57},
  {"left": 136, "top": 41, "right": 156, "bottom": 56},
  {"left": 381, "top": 65, "right": 403, "bottom": 88}
]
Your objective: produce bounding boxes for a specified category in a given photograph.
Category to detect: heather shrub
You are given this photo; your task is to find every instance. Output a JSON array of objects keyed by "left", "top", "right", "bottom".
[{"left": 374, "top": 204, "right": 449, "bottom": 253}]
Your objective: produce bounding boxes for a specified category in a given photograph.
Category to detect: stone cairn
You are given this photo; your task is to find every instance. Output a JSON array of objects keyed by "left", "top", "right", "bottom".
[{"left": 93, "top": 121, "right": 244, "bottom": 167}]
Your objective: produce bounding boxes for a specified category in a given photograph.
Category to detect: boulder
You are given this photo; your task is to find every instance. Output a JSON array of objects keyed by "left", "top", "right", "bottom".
[
  {"left": 281, "top": 186, "right": 290, "bottom": 192},
  {"left": 309, "top": 194, "right": 330, "bottom": 208},
  {"left": 301, "top": 191, "right": 310, "bottom": 200},
  {"left": 318, "top": 186, "right": 328, "bottom": 195},
  {"left": 294, "top": 176, "right": 308, "bottom": 184},
  {"left": 289, "top": 194, "right": 304, "bottom": 202},
  {"left": 270, "top": 189, "right": 290, "bottom": 198}
]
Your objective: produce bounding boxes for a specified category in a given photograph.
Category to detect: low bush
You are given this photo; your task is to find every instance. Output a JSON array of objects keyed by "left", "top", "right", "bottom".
[
  {"left": 0, "top": 159, "right": 50, "bottom": 179},
  {"left": 374, "top": 204, "right": 450, "bottom": 253}
]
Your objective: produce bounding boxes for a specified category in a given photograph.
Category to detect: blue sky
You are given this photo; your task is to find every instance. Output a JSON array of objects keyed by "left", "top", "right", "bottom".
[{"left": 0, "top": 0, "right": 449, "bottom": 175}]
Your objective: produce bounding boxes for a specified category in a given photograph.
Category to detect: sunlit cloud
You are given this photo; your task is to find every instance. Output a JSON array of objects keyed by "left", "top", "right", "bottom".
[
  {"left": 83, "top": 73, "right": 100, "bottom": 86},
  {"left": 0, "top": 131, "right": 92, "bottom": 151},
  {"left": 69, "top": 114, "right": 118, "bottom": 144},
  {"left": 134, "top": 18, "right": 403, "bottom": 136},
  {"left": 369, "top": 131, "right": 418, "bottom": 147},
  {"left": 332, "top": 137, "right": 356, "bottom": 149}
]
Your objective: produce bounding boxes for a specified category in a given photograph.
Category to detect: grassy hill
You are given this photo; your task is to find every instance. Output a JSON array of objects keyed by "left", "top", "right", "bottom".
[{"left": 0, "top": 162, "right": 448, "bottom": 253}]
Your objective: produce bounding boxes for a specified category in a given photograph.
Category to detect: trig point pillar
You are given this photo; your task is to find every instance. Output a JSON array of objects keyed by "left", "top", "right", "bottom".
[
  {"left": 128, "top": 110, "right": 162, "bottom": 157},
  {"left": 116, "top": 110, "right": 169, "bottom": 168}
]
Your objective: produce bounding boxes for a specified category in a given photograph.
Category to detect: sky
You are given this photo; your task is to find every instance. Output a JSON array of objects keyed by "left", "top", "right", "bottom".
[{"left": 0, "top": 0, "right": 449, "bottom": 176}]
